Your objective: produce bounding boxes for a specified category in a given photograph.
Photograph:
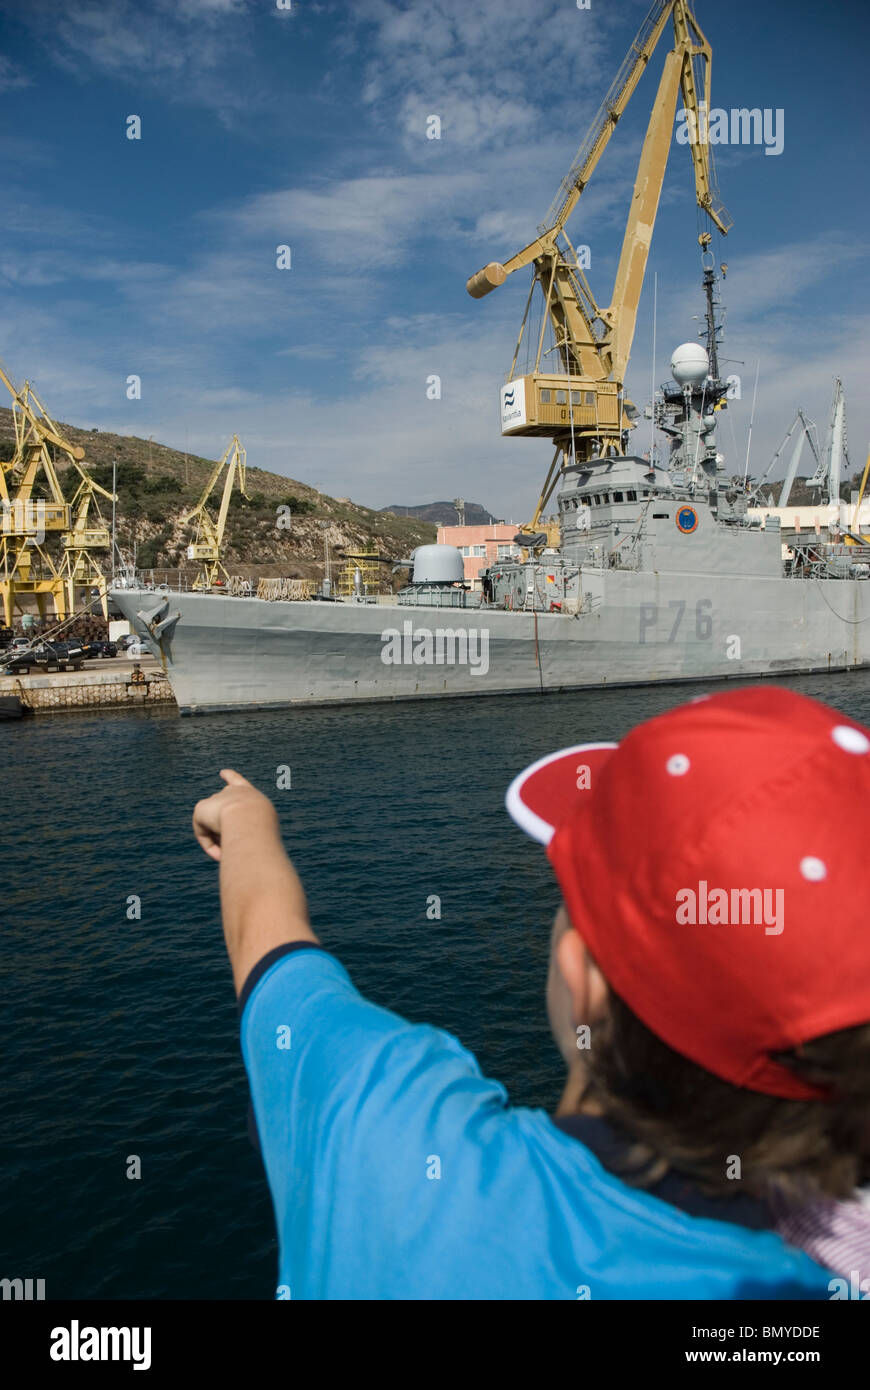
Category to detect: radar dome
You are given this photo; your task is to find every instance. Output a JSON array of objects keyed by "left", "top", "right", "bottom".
[{"left": 671, "top": 342, "right": 709, "bottom": 386}]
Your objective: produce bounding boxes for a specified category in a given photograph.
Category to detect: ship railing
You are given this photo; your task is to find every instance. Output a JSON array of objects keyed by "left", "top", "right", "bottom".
[
  {"left": 787, "top": 541, "right": 870, "bottom": 580},
  {"left": 113, "top": 571, "right": 317, "bottom": 600}
]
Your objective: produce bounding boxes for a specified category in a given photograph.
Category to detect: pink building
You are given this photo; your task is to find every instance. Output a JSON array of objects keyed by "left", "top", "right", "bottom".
[{"left": 437, "top": 523, "right": 520, "bottom": 586}]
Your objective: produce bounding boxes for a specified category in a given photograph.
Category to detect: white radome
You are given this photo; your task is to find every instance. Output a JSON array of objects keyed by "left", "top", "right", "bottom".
[{"left": 671, "top": 342, "right": 709, "bottom": 386}]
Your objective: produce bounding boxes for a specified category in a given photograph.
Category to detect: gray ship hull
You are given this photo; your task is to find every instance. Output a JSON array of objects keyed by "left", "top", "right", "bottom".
[{"left": 111, "top": 570, "right": 870, "bottom": 715}]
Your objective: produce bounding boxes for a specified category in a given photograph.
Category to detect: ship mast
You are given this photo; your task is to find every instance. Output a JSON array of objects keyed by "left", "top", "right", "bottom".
[{"left": 698, "top": 232, "right": 724, "bottom": 384}]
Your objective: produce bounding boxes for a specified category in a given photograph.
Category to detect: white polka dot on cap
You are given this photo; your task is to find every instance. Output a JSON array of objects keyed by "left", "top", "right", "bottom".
[
  {"left": 800, "top": 856, "right": 827, "bottom": 882},
  {"left": 831, "top": 725, "right": 870, "bottom": 755},
  {"left": 666, "top": 753, "right": 690, "bottom": 776}
]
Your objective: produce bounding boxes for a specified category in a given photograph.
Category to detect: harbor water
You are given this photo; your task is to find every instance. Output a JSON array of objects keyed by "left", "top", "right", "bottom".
[{"left": 4, "top": 671, "right": 870, "bottom": 1298}]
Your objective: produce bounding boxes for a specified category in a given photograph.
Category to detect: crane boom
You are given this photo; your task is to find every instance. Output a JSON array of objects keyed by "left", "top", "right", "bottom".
[
  {"left": 541, "top": 0, "right": 679, "bottom": 236},
  {"left": 466, "top": 0, "right": 731, "bottom": 484},
  {"left": 469, "top": 0, "right": 728, "bottom": 298}
]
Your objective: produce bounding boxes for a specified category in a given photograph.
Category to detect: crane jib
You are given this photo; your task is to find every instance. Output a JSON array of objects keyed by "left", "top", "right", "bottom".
[{"left": 465, "top": 0, "right": 731, "bottom": 518}]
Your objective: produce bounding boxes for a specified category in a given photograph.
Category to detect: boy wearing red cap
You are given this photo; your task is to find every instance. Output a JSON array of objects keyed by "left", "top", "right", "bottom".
[{"left": 193, "top": 686, "right": 870, "bottom": 1299}]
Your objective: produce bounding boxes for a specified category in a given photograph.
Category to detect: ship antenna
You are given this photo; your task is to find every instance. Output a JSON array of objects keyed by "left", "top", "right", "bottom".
[
  {"left": 698, "top": 233, "right": 722, "bottom": 382},
  {"left": 743, "top": 359, "right": 761, "bottom": 484},
  {"left": 650, "top": 269, "right": 658, "bottom": 463},
  {"left": 703, "top": 262, "right": 720, "bottom": 381}
]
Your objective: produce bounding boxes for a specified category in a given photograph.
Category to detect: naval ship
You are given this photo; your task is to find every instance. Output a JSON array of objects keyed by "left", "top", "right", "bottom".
[
  {"left": 110, "top": 318, "right": 870, "bottom": 716},
  {"left": 109, "top": 1, "right": 870, "bottom": 714}
]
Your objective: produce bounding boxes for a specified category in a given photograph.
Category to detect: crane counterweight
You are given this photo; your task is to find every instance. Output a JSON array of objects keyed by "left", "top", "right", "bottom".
[{"left": 466, "top": 263, "right": 507, "bottom": 299}]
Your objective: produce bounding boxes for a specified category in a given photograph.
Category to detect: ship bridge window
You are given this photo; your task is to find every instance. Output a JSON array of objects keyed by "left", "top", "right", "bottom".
[
  {"left": 585, "top": 392, "right": 595, "bottom": 405},
  {"left": 555, "top": 389, "right": 567, "bottom": 404},
  {"left": 613, "top": 491, "right": 624, "bottom": 502},
  {"left": 570, "top": 390, "right": 581, "bottom": 405},
  {"left": 540, "top": 388, "right": 551, "bottom": 402},
  {"left": 626, "top": 489, "right": 637, "bottom": 501}
]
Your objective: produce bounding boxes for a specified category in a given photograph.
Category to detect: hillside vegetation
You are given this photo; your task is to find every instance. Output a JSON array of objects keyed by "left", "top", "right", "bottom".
[{"left": 0, "top": 408, "right": 436, "bottom": 587}]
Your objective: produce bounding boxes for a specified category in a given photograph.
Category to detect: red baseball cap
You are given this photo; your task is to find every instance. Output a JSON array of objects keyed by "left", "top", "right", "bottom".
[{"left": 505, "top": 686, "right": 870, "bottom": 1100}]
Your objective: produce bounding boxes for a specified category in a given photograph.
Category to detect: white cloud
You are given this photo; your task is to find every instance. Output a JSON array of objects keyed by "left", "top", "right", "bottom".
[
  {"left": 354, "top": 0, "right": 612, "bottom": 157},
  {"left": 224, "top": 172, "right": 479, "bottom": 270},
  {"left": 0, "top": 53, "right": 30, "bottom": 92},
  {"left": 276, "top": 344, "right": 338, "bottom": 360},
  {"left": 713, "top": 236, "right": 867, "bottom": 322},
  {"left": 22, "top": 0, "right": 257, "bottom": 120}
]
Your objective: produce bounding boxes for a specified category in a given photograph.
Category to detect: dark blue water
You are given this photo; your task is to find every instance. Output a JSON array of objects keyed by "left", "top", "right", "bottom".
[{"left": 4, "top": 672, "right": 870, "bottom": 1298}]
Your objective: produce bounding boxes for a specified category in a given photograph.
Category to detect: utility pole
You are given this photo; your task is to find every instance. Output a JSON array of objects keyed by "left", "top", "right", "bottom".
[
  {"left": 111, "top": 458, "right": 117, "bottom": 582},
  {"left": 319, "top": 519, "right": 331, "bottom": 597}
]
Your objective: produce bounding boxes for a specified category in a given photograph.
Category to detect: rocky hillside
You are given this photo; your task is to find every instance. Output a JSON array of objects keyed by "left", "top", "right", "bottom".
[
  {"left": 0, "top": 408, "right": 436, "bottom": 590},
  {"left": 381, "top": 500, "right": 498, "bottom": 526}
]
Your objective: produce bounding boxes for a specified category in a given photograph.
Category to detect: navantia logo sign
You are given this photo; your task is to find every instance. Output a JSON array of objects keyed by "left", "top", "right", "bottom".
[{"left": 500, "top": 378, "right": 526, "bottom": 432}]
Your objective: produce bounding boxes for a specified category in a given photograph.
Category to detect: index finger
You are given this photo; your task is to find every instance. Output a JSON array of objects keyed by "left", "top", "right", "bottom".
[{"left": 219, "top": 768, "right": 252, "bottom": 787}]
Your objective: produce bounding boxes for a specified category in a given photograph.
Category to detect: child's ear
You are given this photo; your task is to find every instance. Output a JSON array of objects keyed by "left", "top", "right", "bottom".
[
  {"left": 556, "top": 926, "right": 608, "bottom": 1028},
  {"left": 555, "top": 925, "right": 587, "bottom": 1021}
]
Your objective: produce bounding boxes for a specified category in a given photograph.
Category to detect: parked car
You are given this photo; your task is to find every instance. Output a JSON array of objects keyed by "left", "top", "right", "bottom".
[{"left": 72, "top": 640, "right": 118, "bottom": 661}]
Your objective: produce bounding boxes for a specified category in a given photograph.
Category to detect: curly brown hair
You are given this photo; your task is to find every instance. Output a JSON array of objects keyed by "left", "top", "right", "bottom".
[{"left": 581, "top": 987, "right": 870, "bottom": 1203}]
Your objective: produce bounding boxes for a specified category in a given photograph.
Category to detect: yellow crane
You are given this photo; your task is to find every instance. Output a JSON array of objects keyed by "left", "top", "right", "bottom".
[
  {"left": 0, "top": 362, "right": 114, "bottom": 624},
  {"left": 61, "top": 469, "right": 117, "bottom": 616},
  {"left": 844, "top": 447, "right": 870, "bottom": 546},
  {"left": 467, "top": 0, "right": 730, "bottom": 532},
  {"left": 182, "top": 434, "right": 248, "bottom": 589}
]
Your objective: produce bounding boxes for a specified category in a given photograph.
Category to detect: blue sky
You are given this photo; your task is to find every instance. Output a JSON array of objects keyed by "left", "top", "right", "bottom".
[{"left": 1, "top": 0, "right": 867, "bottom": 520}]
